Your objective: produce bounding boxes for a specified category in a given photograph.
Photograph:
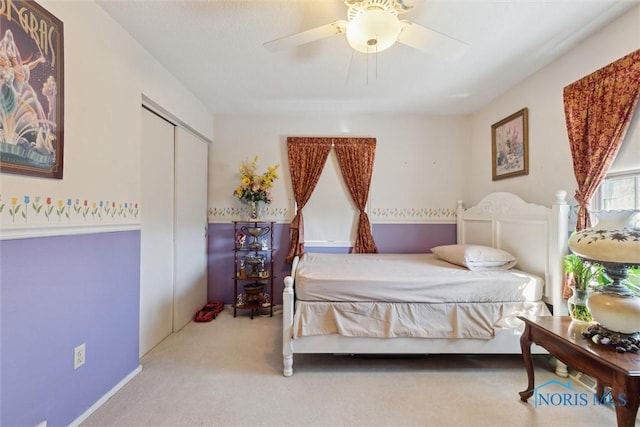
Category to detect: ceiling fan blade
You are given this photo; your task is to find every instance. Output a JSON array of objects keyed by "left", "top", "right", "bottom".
[
  {"left": 397, "top": 21, "right": 469, "bottom": 61},
  {"left": 264, "top": 21, "right": 347, "bottom": 52}
]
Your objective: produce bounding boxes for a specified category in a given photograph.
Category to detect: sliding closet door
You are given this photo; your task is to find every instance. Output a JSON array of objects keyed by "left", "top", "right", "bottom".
[
  {"left": 140, "top": 108, "right": 175, "bottom": 357},
  {"left": 173, "top": 128, "right": 208, "bottom": 331}
]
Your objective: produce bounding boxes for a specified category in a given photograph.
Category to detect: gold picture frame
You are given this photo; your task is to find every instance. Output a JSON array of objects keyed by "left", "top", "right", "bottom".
[{"left": 491, "top": 108, "right": 528, "bottom": 181}]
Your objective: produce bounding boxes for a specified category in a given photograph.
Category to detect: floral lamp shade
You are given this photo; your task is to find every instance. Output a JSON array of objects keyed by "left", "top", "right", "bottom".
[
  {"left": 568, "top": 210, "right": 640, "bottom": 334},
  {"left": 569, "top": 211, "right": 640, "bottom": 264}
]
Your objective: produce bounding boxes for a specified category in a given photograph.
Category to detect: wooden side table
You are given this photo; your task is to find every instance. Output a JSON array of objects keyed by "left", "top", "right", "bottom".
[{"left": 518, "top": 316, "right": 640, "bottom": 427}]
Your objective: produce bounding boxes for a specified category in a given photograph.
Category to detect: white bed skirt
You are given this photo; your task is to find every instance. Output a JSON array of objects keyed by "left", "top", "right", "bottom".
[
  {"left": 289, "top": 327, "right": 550, "bottom": 356},
  {"left": 293, "top": 300, "right": 551, "bottom": 339}
]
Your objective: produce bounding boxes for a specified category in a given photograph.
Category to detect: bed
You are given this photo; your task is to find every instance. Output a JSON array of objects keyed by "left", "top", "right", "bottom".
[{"left": 282, "top": 191, "right": 570, "bottom": 377}]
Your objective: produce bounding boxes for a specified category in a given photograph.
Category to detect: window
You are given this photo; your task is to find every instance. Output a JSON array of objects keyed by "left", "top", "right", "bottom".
[
  {"left": 594, "top": 169, "right": 640, "bottom": 227},
  {"left": 594, "top": 170, "right": 640, "bottom": 293},
  {"left": 304, "top": 151, "right": 358, "bottom": 247}
]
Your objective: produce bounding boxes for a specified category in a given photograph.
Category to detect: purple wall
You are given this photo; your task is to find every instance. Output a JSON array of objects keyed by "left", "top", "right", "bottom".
[
  {"left": 372, "top": 223, "right": 456, "bottom": 253},
  {"left": 1, "top": 231, "right": 140, "bottom": 427},
  {"left": 207, "top": 223, "right": 292, "bottom": 305},
  {"left": 0, "top": 223, "right": 454, "bottom": 424},
  {"left": 207, "top": 222, "right": 456, "bottom": 304}
]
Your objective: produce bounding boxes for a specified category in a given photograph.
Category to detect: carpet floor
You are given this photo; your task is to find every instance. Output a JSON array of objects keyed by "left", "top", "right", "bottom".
[{"left": 81, "top": 307, "right": 636, "bottom": 427}]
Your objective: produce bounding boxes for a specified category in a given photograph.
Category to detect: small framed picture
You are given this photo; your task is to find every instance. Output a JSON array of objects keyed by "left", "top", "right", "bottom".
[{"left": 491, "top": 108, "right": 529, "bottom": 181}]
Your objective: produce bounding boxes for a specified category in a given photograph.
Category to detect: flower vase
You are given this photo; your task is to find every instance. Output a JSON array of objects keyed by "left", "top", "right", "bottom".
[
  {"left": 246, "top": 201, "right": 261, "bottom": 221},
  {"left": 567, "top": 286, "right": 592, "bottom": 323}
]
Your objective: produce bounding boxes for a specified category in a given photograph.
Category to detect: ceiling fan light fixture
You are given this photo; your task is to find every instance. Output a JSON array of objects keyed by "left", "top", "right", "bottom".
[{"left": 346, "top": 9, "right": 400, "bottom": 53}]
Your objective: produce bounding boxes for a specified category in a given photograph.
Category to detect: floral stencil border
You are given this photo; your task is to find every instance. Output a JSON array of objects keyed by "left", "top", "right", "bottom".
[
  {"left": 0, "top": 194, "right": 140, "bottom": 226},
  {"left": 207, "top": 205, "right": 456, "bottom": 223}
]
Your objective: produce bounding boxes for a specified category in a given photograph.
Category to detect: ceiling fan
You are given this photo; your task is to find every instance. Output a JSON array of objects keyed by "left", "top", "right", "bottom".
[{"left": 263, "top": 0, "right": 468, "bottom": 61}]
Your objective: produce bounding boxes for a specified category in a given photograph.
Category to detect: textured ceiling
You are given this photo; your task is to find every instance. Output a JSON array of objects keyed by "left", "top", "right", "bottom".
[{"left": 97, "top": 0, "right": 639, "bottom": 115}]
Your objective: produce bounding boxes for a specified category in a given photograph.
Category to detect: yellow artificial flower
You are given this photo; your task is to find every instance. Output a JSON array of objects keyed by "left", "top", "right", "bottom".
[{"left": 233, "top": 156, "right": 280, "bottom": 204}]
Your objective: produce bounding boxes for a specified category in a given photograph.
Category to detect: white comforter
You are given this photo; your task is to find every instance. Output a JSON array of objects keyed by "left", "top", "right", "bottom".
[{"left": 295, "top": 253, "right": 543, "bottom": 303}]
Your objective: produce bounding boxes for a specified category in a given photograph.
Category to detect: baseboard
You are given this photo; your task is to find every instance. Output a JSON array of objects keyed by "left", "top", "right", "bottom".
[
  {"left": 568, "top": 368, "right": 597, "bottom": 392},
  {"left": 568, "top": 368, "right": 618, "bottom": 413},
  {"left": 69, "top": 365, "right": 143, "bottom": 426}
]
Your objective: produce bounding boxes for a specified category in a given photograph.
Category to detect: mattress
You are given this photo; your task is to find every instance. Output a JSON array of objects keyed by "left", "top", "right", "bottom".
[{"left": 295, "top": 252, "right": 544, "bottom": 303}]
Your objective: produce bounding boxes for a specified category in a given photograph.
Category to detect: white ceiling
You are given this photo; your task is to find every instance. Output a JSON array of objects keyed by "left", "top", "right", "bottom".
[{"left": 97, "top": 0, "right": 639, "bottom": 115}]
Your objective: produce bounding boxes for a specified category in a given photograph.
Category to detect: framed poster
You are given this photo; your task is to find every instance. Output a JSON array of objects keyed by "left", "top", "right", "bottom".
[
  {"left": 491, "top": 108, "right": 528, "bottom": 181},
  {"left": 0, "top": 0, "right": 64, "bottom": 179}
]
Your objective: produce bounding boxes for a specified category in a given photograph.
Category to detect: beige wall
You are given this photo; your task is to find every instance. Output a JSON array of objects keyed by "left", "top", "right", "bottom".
[
  {"left": 0, "top": 0, "right": 212, "bottom": 232},
  {"left": 209, "top": 114, "right": 469, "bottom": 225},
  {"left": 466, "top": 6, "right": 640, "bottom": 208}
]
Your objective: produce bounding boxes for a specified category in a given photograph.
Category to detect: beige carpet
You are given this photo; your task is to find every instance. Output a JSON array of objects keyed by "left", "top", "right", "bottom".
[{"left": 82, "top": 307, "right": 635, "bottom": 427}]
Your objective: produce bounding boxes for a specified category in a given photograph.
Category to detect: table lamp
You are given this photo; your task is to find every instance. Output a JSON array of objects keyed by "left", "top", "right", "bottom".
[{"left": 568, "top": 210, "right": 640, "bottom": 334}]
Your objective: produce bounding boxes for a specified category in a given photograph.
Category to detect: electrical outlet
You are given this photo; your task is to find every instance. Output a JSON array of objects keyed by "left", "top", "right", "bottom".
[{"left": 74, "top": 343, "right": 86, "bottom": 369}]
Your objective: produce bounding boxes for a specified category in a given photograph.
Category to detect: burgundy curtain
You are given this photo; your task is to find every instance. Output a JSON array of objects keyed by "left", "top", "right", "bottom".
[
  {"left": 334, "top": 138, "right": 378, "bottom": 253},
  {"left": 285, "top": 137, "right": 332, "bottom": 263},
  {"left": 564, "top": 49, "right": 640, "bottom": 231}
]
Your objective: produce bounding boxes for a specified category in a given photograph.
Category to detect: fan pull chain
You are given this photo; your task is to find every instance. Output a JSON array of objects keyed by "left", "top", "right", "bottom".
[
  {"left": 375, "top": 36, "right": 379, "bottom": 81},
  {"left": 369, "top": 35, "right": 379, "bottom": 84},
  {"left": 346, "top": 49, "right": 356, "bottom": 86},
  {"left": 365, "top": 36, "right": 380, "bottom": 85},
  {"left": 346, "top": 36, "right": 382, "bottom": 87}
]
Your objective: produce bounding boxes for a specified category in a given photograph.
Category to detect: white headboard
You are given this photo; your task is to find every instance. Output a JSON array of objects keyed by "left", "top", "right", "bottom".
[{"left": 456, "top": 191, "right": 570, "bottom": 315}]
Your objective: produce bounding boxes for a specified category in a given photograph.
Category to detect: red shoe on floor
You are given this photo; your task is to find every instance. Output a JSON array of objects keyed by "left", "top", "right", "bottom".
[{"left": 194, "top": 301, "right": 224, "bottom": 322}]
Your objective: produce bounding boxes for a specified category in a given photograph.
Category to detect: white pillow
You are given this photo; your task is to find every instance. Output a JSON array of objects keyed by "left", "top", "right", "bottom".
[{"left": 431, "top": 244, "right": 517, "bottom": 271}]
